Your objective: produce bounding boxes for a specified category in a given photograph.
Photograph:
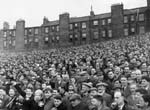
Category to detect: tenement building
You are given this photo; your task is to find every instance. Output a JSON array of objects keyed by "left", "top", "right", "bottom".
[{"left": 1, "top": 0, "right": 150, "bottom": 51}]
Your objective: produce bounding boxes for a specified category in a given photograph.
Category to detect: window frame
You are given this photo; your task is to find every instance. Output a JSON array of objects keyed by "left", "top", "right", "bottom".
[{"left": 81, "top": 22, "right": 87, "bottom": 29}]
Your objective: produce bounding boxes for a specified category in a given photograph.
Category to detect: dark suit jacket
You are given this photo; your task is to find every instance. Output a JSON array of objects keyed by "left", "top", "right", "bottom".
[
  {"left": 112, "top": 103, "right": 136, "bottom": 110},
  {"left": 69, "top": 102, "right": 89, "bottom": 110},
  {"left": 55, "top": 102, "right": 68, "bottom": 110},
  {"left": 102, "top": 92, "right": 112, "bottom": 107},
  {"left": 122, "top": 86, "right": 131, "bottom": 98},
  {"left": 91, "top": 105, "right": 110, "bottom": 110},
  {"left": 126, "top": 95, "right": 139, "bottom": 108}
]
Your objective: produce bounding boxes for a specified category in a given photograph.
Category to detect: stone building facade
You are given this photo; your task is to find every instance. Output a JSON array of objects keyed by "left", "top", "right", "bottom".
[{"left": 0, "top": 0, "right": 150, "bottom": 51}]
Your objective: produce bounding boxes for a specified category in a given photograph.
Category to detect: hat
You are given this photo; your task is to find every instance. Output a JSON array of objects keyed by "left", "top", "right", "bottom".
[
  {"left": 142, "top": 76, "right": 150, "bottom": 82},
  {"left": 96, "top": 82, "right": 108, "bottom": 87},
  {"left": 69, "top": 94, "right": 81, "bottom": 101},
  {"left": 82, "top": 82, "right": 92, "bottom": 88},
  {"left": 54, "top": 94, "right": 62, "bottom": 101},
  {"left": 113, "top": 85, "right": 122, "bottom": 90},
  {"left": 90, "top": 87, "right": 97, "bottom": 92},
  {"left": 79, "top": 71, "right": 88, "bottom": 76},
  {"left": 44, "top": 87, "right": 52, "bottom": 93}
]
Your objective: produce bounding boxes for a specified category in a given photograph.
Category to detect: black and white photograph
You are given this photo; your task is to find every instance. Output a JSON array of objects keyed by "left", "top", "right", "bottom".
[{"left": 0, "top": 0, "right": 149, "bottom": 110}]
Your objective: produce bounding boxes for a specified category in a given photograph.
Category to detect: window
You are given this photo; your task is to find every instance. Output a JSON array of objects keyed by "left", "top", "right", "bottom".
[
  {"left": 56, "top": 36, "right": 59, "bottom": 41},
  {"left": 25, "top": 30, "right": 27, "bottom": 36},
  {"left": 124, "top": 29, "right": 129, "bottom": 36},
  {"left": 3, "top": 41, "right": 7, "bottom": 47},
  {"left": 93, "top": 31, "right": 99, "bottom": 39},
  {"left": 56, "top": 26, "right": 59, "bottom": 32},
  {"left": 52, "top": 37, "right": 55, "bottom": 42},
  {"left": 74, "top": 23, "right": 78, "bottom": 27},
  {"left": 29, "top": 29, "right": 32, "bottom": 35},
  {"left": 69, "top": 34, "right": 73, "bottom": 39},
  {"left": 45, "top": 27, "right": 49, "bottom": 33},
  {"left": 12, "top": 40, "right": 15, "bottom": 46},
  {"left": 82, "top": 22, "right": 86, "bottom": 29},
  {"left": 139, "top": 14, "right": 144, "bottom": 21},
  {"left": 124, "top": 16, "right": 128, "bottom": 23},
  {"left": 45, "top": 37, "right": 49, "bottom": 41},
  {"left": 29, "top": 38, "right": 32, "bottom": 42},
  {"left": 82, "top": 33, "right": 87, "bottom": 38},
  {"left": 9, "top": 40, "right": 11, "bottom": 44},
  {"left": 108, "top": 18, "right": 111, "bottom": 24},
  {"left": 131, "top": 15, "right": 135, "bottom": 21},
  {"left": 102, "top": 30, "right": 106, "bottom": 37},
  {"left": 70, "top": 24, "right": 73, "bottom": 30},
  {"left": 3, "top": 31, "right": 7, "bottom": 37},
  {"left": 9, "top": 31, "right": 12, "bottom": 36},
  {"left": 52, "top": 26, "right": 55, "bottom": 31},
  {"left": 108, "top": 30, "right": 112, "bottom": 37},
  {"left": 75, "top": 34, "right": 78, "bottom": 40},
  {"left": 139, "top": 26, "right": 145, "bottom": 34},
  {"left": 35, "top": 28, "right": 39, "bottom": 35},
  {"left": 44, "top": 37, "right": 49, "bottom": 44},
  {"left": 24, "top": 39, "right": 27, "bottom": 44},
  {"left": 69, "top": 35, "right": 73, "bottom": 42},
  {"left": 131, "top": 27, "right": 135, "bottom": 33},
  {"left": 102, "top": 20, "right": 105, "bottom": 25},
  {"left": 93, "top": 20, "right": 98, "bottom": 25},
  {"left": 13, "top": 31, "right": 16, "bottom": 36},
  {"left": 35, "top": 38, "right": 39, "bottom": 42}
]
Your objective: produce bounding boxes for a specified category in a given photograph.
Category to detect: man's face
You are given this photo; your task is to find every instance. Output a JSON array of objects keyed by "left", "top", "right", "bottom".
[
  {"left": 114, "top": 92, "right": 124, "bottom": 105},
  {"left": 136, "top": 71, "right": 142, "bottom": 79},
  {"left": 58, "top": 87, "right": 65, "bottom": 94},
  {"left": 108, "top": 72, "right": 114, "bottom": 79},
  {"left": 120, "top": 77, "right": 127, "bottom": 86},
  {"left": 91, "top": 98, "right": 101, "bottom": 107},
  {"left": 97, "top": 86, "right": 105, "bottom": 93},
  {"left": 141, "top": 63, "right": 147, "bottom": 70},
  {"left": 44, "top": 91, "right": 52, "bottom": 99},
  {"left": 114, "top": 80, "right": 120, "bottom": 87},
  {"left": 68, "top": 90, "right": 74, "bottom": 96},
  {"left": 42, "top": 84, "right": 47, "bottom": 90},
  {"left": 9, "top": 89, "right": 15, "bottom": 97},
  {"left": 130, "top": 84, "right": 137, "bottom": 94},
  {"left": 70, "top": 99, "right": 80, "bottom": 107},
  {"left": 141, "top": 79, "right": 149, "bottom": 87},
  {"left": 81, "top": 85, "right": 89, "bottom": 93},
  {"left": 114, "top": 67, "right": 120, "bottom": 74},
  {"left": 54, "top": 99, "right": 62, "bottom": 107},
  {"left": 131, "top": 72, "right": 137, "bottom": 79},
  {"left": 25, "top": 89, "right": 32, "bottom": 98},
  {"left": 34, "top": 93, "right": 42, "bottom": 102},
  {"left": 53, "top": 90, "right": 59, "bottom": 96},
  {"left": 57, "top": 75, "right": 61, "bottom": 81},
  {"left": 90, "top": 90, "right": 97, "bottom": 97},
  {"left": 124, "top": 67, "right": 130, "bottom": 73}
]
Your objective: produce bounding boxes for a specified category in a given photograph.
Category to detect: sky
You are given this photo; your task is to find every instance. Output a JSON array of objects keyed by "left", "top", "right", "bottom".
[{"left": 0, "top": 0, "right": 147, "bottom": 29}]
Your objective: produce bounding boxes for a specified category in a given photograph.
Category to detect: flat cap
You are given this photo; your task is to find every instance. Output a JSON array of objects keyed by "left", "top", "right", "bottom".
[
  {"left": 113, "top": 85, "right": 122, "bottom": 90},
  {"left": 82, "top": 82, "right": 92, "bottom": 88},
  {"left": 96, "top": 82, "right": 108, "bottom": 87},
  {"left": 79, "top": 71, "right": 88, "bottom": 76},
  {"left": 69, "top": 93, "right": 81, "bottom": 101},
  {"left": 90, "top": 87, "right": 97, "bottom": 91}
]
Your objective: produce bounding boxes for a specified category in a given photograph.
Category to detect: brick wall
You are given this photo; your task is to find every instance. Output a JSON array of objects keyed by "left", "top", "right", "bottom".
[
  {"left": 111, "top": 4, "right": 124, "bottom": 38},
  {"left": 15, "top": 20, "right": 25, "bottom": 50}
]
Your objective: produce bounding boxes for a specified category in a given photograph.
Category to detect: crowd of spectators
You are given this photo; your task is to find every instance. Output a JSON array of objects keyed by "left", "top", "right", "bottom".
[{"left": 0, "top": 33, "right": 150, "bottom": 110}]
